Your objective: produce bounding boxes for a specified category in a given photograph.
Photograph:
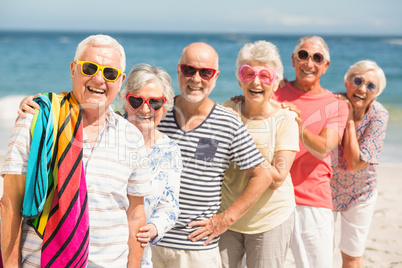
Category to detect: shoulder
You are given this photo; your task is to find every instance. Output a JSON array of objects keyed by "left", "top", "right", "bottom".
[
  {"left": 222, "top": 100, "right": 237, "bottom": 109},
  {"left": 277, "top": 106, "right": 298, "bottom": 120},
  {"left": 368, "top": 101, "right": 389, "bottom": 121},
  {"left": 214, "top": 103, "right": 242, "bottom": 124},
  {"left": 158, "top": 135, "right": 181, "bottom": 151}
]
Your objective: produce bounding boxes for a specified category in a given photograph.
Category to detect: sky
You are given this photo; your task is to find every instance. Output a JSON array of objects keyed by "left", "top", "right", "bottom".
[{"left": 1, "top": 0, "right": 402, "bottom": 36}]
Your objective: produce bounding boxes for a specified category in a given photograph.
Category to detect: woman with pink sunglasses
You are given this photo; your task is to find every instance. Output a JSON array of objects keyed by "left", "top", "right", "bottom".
[
  {"left": 17, "top": 64, "right": 182, "bottom": 268},
  {"left": 331, "top": 60, "right": 388, "bottom": 268},
  {"left": 218, "top": 40, "right": 299, "bottom": 268}
]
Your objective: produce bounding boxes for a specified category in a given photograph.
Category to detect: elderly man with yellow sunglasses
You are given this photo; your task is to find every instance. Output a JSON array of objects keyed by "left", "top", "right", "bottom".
[{"left": 1, "top": 34, "right": 150, "bottom": 268}]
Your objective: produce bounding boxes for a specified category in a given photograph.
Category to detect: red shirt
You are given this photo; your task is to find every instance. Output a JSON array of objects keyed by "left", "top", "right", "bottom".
[{"left": 273, "top": 82, "right": 349, "bottom": 209}]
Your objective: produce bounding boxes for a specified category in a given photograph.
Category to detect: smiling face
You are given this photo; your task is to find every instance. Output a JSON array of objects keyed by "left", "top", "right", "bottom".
[
  {"left": 70, "top": 46, "right": 126, "bottom": 113},
  {"left": 346, "top": 69, "right": 379, "bottom": 112},
  {"left": 292, "top": 42, "right": 329, "bottom": 87},
  {"left": 177, "top": 43, "right": 219, "bottom": 103},
  {"left": 125, "top": 82, "right": 166, "bottom": 135},
  {"left": 239, "top": 60, "right": 277, "bottom": 105}
]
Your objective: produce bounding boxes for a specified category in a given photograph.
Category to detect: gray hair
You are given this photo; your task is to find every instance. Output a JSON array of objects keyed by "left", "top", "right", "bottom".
[
  {"left": 344, "top": 60, "right": 386, "bottom": 97},
  {"left": 293, "top": 36, "right": 330, "bottom": 62},
  {"left": 236, "top": 40, "right": 284, "bottom": 83},
  {"left": 118, "top": 64, "right": 175, "bottom": 111},
  {"left": 74, "top": 34, "right": 126, "bottom": 71}
]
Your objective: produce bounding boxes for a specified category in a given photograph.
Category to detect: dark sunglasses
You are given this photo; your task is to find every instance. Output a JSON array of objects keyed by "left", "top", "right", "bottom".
[
  {"left": 352, "top": 76, "right": 377, "bottom": 92},
  {"left": 77, "top": 60, "right": 122, "bottom": 82},
  {"left": 296, "top": 50, "right": 325, "bottom": 64},
  {"left": 179, "top": 64, "right": 217, "bottom": 81},
  {"left": 126, "top": 94, "right": 167, "bottom": 111}
]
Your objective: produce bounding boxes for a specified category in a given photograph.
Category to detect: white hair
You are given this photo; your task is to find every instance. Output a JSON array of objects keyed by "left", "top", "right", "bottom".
[
  {"left": 344, "top": 60, "right": 386, "bottom": 96},
  {"left": 236, "top": 40, "right": 284, "bottom": 83},
  {"left": 74, "top": 34, "right": 126, "bottom": 71},
  {"left": 293, "top": 36, "right": 330, "bottom": 62}
]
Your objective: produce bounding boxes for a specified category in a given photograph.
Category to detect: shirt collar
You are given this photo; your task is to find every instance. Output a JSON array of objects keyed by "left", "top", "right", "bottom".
[{"left": 105, "top": 105, "right": 118, "bottom": 128}]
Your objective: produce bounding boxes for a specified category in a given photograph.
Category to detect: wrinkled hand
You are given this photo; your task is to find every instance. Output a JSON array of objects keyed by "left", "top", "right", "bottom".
[
  {"left": 187, "top": 213, "right": 229, "bottom": 246},
  {"left": 281, "top": 102, "right": 302, "bottom": 135},
  {"left": 136, "top": 224, "right": 157, "bottom": 248},
  {"left": 278, "top": 78, "right": 289, "bottom": 88},
  {"left": 230, "top": 95, "right": 245, "bottom": 104},
  {"left": 335, "top": 93, "right": 354, "bottom": 120},
  {"left": 18, "top": 93, "right": 41, "bottom": 118}
]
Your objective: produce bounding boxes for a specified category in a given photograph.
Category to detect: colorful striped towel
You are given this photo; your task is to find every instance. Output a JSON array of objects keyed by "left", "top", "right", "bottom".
[{"left": 23, "top": 92, "right": 89, "bottom": 268}]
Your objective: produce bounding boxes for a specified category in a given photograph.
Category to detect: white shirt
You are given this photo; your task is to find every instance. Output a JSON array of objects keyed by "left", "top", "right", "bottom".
[{"left": 2, "top": 106, "right": 151, "bottom": 268}]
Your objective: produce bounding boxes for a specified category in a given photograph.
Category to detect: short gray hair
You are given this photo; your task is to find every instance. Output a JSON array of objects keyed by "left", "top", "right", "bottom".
[
  {"left": 236, "top": 40, "right": 284, "bottom": 83},
  {"left": 119, "top": 64, "right": 175, "bottom": 111},
  {"left": 293, "top": 36, "right": 330, "bottom": 62},
  {"left": 344, "top": 60, "right": 386, "bottom": 97},
  {"left": 74, "top": 34, "right": 126, "bottom": 71}
]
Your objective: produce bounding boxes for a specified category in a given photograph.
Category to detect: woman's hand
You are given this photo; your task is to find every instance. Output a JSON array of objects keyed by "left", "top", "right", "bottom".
[
  {"left": 136, "top": 223, "right": 158, "bottom": 248},
  {"left": 281, "top": 102, "right": 302, "bottom": 137},
  {"left": 335, "top": 93, "right": 354, "bottom": 121},
  {"left": 18, "top": 93, "right": 41, "bottom": 118}
]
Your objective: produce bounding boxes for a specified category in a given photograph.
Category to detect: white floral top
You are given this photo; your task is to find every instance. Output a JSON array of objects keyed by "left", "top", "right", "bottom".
[{"left": 141, "top": 134, "right": 182, "bottom": 268}]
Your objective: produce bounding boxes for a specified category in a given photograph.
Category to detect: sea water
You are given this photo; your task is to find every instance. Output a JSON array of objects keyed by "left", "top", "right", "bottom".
[{"left": 0, "top": 31, "right": 401, "bottom": 163}]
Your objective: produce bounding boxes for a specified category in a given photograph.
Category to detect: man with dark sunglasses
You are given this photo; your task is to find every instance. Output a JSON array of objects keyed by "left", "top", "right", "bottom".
[
  {"left": 153, "top": 42, "right": 273, "bottom": 267},
  {"left": 273, "top": 36, "right": 349, "bottom": 268},
  {"left": 1, "top": 35, "right": 150, "bottom": 267}
]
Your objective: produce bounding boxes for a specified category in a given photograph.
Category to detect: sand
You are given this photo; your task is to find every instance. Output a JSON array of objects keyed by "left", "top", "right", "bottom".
[
  {"left": 285, "top": 163, "right": 402, "bottom": 268},
  {"left": 1, "top": 158, "right": 401, "bottom": 267}
]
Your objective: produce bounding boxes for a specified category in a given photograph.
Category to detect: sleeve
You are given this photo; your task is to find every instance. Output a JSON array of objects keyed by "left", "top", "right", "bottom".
[
  {"left": 275, "top": 110, "right": 300, "bottom": 152},
  {"left": 148, "top": 143, "right": 183, "bottom": 245},
  {"left": 359, "top": 105, "right": 389, "bottom": 164},
  {"left": 1, "top": 114, "right": 33, "bottom": 176},
  {"left": 230, "top": 120, "right": 265, "bottom": 171}
]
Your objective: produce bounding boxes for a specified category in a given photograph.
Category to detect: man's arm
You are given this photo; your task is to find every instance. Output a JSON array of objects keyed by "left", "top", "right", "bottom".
[
  {"left": 1, "top": 174, "right": 26, "bottom": 267},
  {"left": 301, "top": 127, "right": 341, "bottom": 160},
  {"left": 188, "top": 161, "right": 272, "bottom": 246},
  {"left": 282, "top": 101, "right": 345, "bottom": 160},
  {"left": 126, "top": 195, "right": 146, "bottom": 268}
]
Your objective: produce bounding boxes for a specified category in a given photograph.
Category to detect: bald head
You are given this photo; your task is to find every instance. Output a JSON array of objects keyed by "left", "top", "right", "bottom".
[{"left": 179, "top": 42, "right": 219, "bottom": 70}]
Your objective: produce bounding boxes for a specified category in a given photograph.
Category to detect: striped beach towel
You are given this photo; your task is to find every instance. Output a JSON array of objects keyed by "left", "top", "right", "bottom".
[{"left": 22, "top": 92, "right": 89, "bottom": 268}]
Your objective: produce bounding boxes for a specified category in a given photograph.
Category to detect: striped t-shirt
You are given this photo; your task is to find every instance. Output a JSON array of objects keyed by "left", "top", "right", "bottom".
[
  {"left": 1, "top": 107, "right": 151, "bottom": 267},
  {"left": 156, "top": 102, "right": 265, "bottom": 250}
]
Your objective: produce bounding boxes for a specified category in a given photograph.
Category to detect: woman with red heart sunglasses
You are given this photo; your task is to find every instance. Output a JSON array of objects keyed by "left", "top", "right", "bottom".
[{"left": 117, "top": 64, "right": 182, "bottom": 268}]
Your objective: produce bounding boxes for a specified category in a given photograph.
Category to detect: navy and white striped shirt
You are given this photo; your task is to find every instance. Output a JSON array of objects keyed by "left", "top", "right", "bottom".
[{"left": 157, "top": 102, "right": 265, "bottom": 250}]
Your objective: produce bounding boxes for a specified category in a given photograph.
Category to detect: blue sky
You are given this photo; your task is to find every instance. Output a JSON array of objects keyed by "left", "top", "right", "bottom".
[{"left": 1, "top": 0, "right": 401, "bottom": 35}]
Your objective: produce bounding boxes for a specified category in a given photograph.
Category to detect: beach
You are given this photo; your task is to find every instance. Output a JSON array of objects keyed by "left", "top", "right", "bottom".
[
  {"left": 1, "top": 157, "right": 401, "bottom": 267},
  {"left": 285, "top": 163, "right": 402, "bottom": 268}
]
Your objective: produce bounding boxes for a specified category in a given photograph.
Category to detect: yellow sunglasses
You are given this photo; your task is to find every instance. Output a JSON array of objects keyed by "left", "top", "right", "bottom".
[{"left": 76, "top": 60, "right": 123, "bottom": 82}]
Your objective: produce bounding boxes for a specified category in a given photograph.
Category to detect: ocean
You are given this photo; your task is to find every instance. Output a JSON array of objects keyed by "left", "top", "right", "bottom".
[{"left": 0, "top": 31, "right": 401, "bottom": 164}]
